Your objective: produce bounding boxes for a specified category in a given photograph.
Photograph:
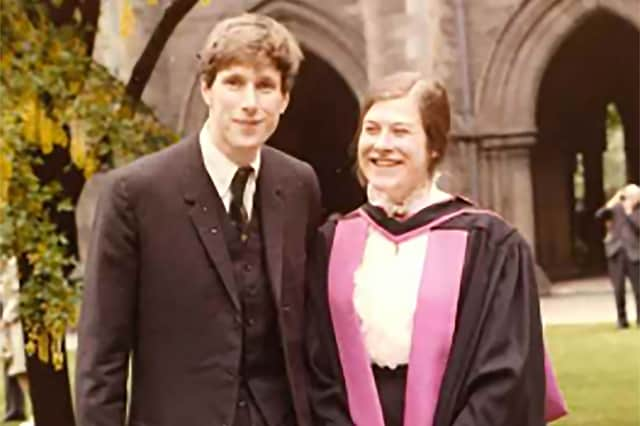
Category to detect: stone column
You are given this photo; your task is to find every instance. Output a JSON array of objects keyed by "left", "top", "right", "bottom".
[
  {"left": 478, "top": 134, "right": 537, "bottom": 250},
  {"left": 476, "top": 133, "right": 556, "bottom": 294},
  {"left": 582, "top": 120, "right": 606, "bottom": 268},
  {"left": 360, "top": 0, "right": 411, "bottom": 81}
]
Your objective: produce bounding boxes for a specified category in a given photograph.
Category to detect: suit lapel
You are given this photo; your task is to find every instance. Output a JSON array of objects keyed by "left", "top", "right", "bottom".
[
  {"left": 259, "top": 150, "right": 285, "bottom": 306},
  {"left": 180, "top": 136, "right": 241, "bottom": 311}
]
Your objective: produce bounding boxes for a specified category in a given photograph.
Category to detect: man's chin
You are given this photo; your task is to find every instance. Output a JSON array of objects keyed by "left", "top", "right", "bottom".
[{"left": 229, "top": 138, "right": 266, "bottom": 150}]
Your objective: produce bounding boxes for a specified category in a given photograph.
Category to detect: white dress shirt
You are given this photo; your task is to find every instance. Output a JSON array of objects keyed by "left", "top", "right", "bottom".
[{"left": 199, "top": 120, "right": 261, "bottom": 219}]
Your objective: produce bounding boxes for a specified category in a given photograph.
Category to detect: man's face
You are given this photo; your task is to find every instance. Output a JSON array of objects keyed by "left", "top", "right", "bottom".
[
  {"left": 623, "top": 185, "right": 640, "bottom": 208},
  {"left": 201, "top": 62, "right": 289, "bottom": 163}
]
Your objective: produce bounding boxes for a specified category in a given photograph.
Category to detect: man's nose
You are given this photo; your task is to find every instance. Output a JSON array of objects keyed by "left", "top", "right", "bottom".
[{"left": 241, "top": 85, "right": 258, "bottom": 115}]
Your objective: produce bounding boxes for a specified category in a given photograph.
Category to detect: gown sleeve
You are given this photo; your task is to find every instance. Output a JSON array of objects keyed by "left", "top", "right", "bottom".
[
  {"left": 452, "top": 233, "right": 546, "bottom": 426},
  {"left": 305, "top": 221, "right": 354, "bottom": 426}
]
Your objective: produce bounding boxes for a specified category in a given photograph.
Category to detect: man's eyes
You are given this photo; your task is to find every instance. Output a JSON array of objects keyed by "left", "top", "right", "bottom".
[
  {"left": 256, "top": 80, "right": 277, "bottom": 91},
  {"left": 224, "top": 76, "right": 244, "bottom": 87},
  {"left": 223, "top": 78, "right": 277, "bottom": 92}
]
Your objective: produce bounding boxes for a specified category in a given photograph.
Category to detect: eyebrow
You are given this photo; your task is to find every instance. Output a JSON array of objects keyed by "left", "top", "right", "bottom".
[{"left": 364, "top": 119, "right": 414, "bottom": 128}]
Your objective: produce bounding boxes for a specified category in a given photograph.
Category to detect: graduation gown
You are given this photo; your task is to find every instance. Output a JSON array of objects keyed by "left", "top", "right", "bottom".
[{"left": 307, "top": 198, "right": 560, "bottom": 426}]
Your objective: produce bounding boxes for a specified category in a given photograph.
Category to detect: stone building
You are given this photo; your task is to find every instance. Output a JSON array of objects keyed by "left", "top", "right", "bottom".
[{"left": 90, "top": 0, "right": 639, "bottom": 280}]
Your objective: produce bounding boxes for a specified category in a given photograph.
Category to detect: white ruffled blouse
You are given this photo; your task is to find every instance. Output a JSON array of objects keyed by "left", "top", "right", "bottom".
[
  {"left": 353, "top": 229, "right": 429, "bottom": 369},
  {"left": 354, "top": 178, "right": 452, "bottom": 369}
]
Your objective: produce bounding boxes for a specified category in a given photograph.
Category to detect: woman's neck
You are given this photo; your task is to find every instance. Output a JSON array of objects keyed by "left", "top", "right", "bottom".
[{"left": 368, "top": 176, "right": 452, "bottom": 219}]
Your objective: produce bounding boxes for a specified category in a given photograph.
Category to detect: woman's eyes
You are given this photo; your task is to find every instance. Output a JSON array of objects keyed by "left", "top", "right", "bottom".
[{"left": 392, "top": 127, "right": 410, "bottom": 136}]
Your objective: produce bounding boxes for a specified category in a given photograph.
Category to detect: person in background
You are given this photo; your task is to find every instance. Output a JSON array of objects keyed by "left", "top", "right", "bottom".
[
  {"left": 596, "top": 183, "right": 640, "bottom": 328},
  {"left": 0, "top": 256, "right": 33, "bottom": 426},
  {"left": 1, "top": 306, "right": 26, "bottom": 423},
  {"left": 307, "top": 71, "right": 567, "bottom": 426}
]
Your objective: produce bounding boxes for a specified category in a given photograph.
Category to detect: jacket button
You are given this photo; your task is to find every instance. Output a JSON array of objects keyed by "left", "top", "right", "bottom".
[
  {"left": 234, "top": 315, "right": 242, "bottom": 327},
  {"left": 282, "top": 304, "right": 291, "bottom": 312}
]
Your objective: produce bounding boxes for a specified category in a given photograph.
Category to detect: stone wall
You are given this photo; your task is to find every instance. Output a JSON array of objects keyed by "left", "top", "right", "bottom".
[{"left": 86, "top": 0, "right": 640, "bottom": 277}]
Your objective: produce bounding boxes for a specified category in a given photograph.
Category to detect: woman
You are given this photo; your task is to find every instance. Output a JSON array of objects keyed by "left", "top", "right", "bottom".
[{"left": 307, "top": 72, "right": 566, "bottom": 425}]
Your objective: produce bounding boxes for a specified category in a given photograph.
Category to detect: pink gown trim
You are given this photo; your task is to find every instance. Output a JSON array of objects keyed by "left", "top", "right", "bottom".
[{"left": 327, "top": 208, "right": 567, "bottom": 425}]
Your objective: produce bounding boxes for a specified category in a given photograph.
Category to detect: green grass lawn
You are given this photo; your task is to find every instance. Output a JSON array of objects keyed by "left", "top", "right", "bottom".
[
  {"left": 545, "top": 323, "right": 640, "bottom": 426},
  {"left": 0, "top": 324, "right": 637, "bottom": 425}
]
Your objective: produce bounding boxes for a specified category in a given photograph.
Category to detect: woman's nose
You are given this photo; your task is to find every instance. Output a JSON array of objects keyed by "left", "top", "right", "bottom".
[{"left": 372, "top": 130, "right": 392, "bottom": 150}]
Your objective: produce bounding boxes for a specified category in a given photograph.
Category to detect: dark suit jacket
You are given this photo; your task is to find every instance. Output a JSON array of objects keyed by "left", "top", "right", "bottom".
[
  {"left": 76, "top": 135, "right": 322, "bottom": 426},
  {"left": 596, "top": 203, "right": 640, "bottom": 261}
]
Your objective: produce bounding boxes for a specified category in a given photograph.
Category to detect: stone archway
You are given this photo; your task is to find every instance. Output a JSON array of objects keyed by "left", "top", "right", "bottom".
[
  {"left": 472, "top": 0, "right": 639, "bottom": 272},
  {"left": 476, "top": 0, "right": 639, "bottom": 134},
  {"left": 269, "top": 48, "right": 363, "bottom": 215},
  {"left": 533, "top": 10, "right": 639, "bottom": 279},
  {"left": 178, "top": 2, "right": 367, "bottom": 136},
  {"left": 256, "top": 1, "right": 367, "bottom": 100}
]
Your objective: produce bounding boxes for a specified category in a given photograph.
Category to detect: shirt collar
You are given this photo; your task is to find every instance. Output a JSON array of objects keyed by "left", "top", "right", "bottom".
[
  {"left": 198, "top": 119, "right": 261, "bottom": 198},
  {"left": 367, "top": 173, "right": 452, "bottom": 218}
]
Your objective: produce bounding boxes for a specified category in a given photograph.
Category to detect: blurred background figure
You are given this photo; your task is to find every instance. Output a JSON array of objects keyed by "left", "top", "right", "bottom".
[
  {"left": 595, "top": 184, "right": 640, "bottom": 328},
  {"left": 0, "top": 256, "right": 33, "bottom": 426},
  {"left": 1, "top": 309, "right": 26, "bottom": 423}
]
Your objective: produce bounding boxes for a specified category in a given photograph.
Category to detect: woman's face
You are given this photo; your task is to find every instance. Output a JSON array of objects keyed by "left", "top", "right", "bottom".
[{"left": 357, "top": 94, "right": 431, "bottom": 203}]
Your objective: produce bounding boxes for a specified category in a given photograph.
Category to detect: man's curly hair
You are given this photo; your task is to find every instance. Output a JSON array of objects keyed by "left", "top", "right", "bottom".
[{"left": 197, "top": 13, "right": 304, "bottom": 93}]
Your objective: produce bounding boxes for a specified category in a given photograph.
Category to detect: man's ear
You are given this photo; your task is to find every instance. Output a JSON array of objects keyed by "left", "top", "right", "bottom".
[
  {"left": 280, "top": 91, "right": 290, "bottom": 115},
  {"left": 200, "top": 79, "right": 212, "bottom": 107}
]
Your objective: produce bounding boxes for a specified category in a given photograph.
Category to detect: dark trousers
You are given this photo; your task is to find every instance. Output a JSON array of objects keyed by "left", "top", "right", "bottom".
[
  {"left": 1, "top": 301, "right": 26, "bottom": 421},
  {"left": 607, "top": 252, "right": 640, "bottom": 325},
  {"left": 4, "top": 373, "right": 26, "bottom": 421}
]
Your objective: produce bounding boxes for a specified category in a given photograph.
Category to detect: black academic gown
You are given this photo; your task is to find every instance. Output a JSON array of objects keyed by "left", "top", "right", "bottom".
[{"left": 307, "top": 198, "right": 546, "bottom": 426}]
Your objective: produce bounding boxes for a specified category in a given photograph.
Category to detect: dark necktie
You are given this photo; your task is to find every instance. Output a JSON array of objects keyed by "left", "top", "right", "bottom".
[{"left": 229, "top": 166, "right": 253, "bottom": 234}]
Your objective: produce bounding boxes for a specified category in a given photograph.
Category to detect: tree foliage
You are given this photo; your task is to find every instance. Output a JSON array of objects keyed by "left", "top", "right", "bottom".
[{"left": 0, "top": 0, "right": 177, "bottom": 370}]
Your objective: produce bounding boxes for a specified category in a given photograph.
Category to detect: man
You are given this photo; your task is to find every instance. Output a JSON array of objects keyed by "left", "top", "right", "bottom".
[
  {"left": 76, "top": 14, "right": 324, "bottom": 426},
  {"left": 596, "top": 183, "right": 640, "bottom": 328}
]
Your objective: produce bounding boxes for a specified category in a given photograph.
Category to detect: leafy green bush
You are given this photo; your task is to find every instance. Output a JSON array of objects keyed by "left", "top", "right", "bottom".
[{"left": 0, "top": 1, "right": 176, "bottom": 369}]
